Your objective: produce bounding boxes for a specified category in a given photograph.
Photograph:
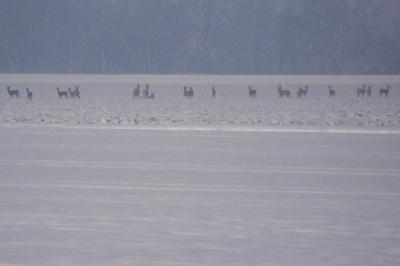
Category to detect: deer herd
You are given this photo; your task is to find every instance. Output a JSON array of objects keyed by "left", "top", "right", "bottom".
[{"left": 3, "top": 83, "right": 394, "bottom": 101}]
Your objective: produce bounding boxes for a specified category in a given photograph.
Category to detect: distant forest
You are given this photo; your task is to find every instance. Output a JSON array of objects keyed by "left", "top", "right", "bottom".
[{"left": 0, "top": 0, "right": 399, "bottom": 74}]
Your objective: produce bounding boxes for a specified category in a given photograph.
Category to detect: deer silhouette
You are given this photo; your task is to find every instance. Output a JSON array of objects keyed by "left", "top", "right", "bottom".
[
  {"left": 366, "top": 86, "right": 372, "bottom": 97},
  {"left": 56, "top": 88, "right": 69, "bottom": 99},
  {"left": 357, "top": 84, "right": 366, "bottom": 97},
  {"left": 277, "top": 86, "right": 290, "bottom": 98},
  {"left": 211, "top": 86, "right": 216, "bottom": 99},
  {"left": 379, "top": 85, "right": 390, "bottom": 97},
  {"left": 68, "top": 86, "right": 80, "bottom": 99},
  {"left": 6, "top": 86, "right": 20, "bottom": 98},
  {"left": 143, "top": 84, "right": 149, "bottom": 99},
  {"left": 142, "top": 84, "right": 155, "bottom": 100},
  {"left": 26, "top": 88, "right": 33, "bottom": 101},
  {"left": 74, "top": 86, "right": 81, "bottom": 98},
  {"left": 133, "top": 84, "right": 140, "bottom": 98},
  {"left": 184, "top": 86, "right": 194, "bottom": 98},
  {"left": 248, "top": 86, "right": 257, "bottom": 98},
  {"left": 297, "top": 86, "right": 308, "bottom": 98},
  {"left": 328, "top": 86, "right": 336, "bottom": 97}
]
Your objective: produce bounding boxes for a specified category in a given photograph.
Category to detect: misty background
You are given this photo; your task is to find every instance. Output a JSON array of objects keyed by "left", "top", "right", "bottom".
[{"left": 0, "top": 0, "right": 399, "bottom": 75}]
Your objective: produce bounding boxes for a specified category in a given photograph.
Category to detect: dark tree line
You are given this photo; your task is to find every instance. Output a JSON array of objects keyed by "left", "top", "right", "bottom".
[{"left": 0, "top": 0, "right": 399, "bottom": 74}]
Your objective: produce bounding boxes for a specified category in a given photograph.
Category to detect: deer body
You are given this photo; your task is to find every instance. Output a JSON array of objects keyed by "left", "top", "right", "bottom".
[
  {"left": 56, "top": 88, "right": 69, "bottom": 99},
  {"left": 26, "top": 88, "right": 33, "bottom": 101},
  {"left": 68, "top": 86, "right": 80, "bottom": 99},
  {"left": 357, "top": 84, "right": 366, "bottom": 97},
  {"left": 184, "top": 86, "right": 194, "bottom": 98},
  {"left": 248, "top": 86, "right": 257, "bottom": 98},
  {"left": 277, "top": 86, "right": 290, "bottom": 98},
  {"left": 133, "top": 84, "right": 140, "bottom": 98},
  {"left": 7, "top": 86, "right": 20, "bottom": 98},
  {"left": 379, "top": 85, "right": 390, "bottom": 97},
  {"left": 297, "top": 86, "right": 308, "bottom": 98},
  {"left": 328, "top": 86, "right": 336, "bottom": 97}
]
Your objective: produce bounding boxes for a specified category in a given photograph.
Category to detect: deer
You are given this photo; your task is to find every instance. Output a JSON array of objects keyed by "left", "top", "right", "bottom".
[
  {"left": 74, "top": 86, "right": 81, "bottom": 98},
  {"left": 67, "top": 88, "right": 74, "bottom": 98},
  {"left": 143, "top": 85, "right": 148, "bottom": 99},
  {"left": 26, "top": 88, "right": 33, "bottom": 101},
  {"left": 379, "top": 85, "right": 390, "bottom": 97},
  {"left": 184, "top": 86, "right": 194, "bottom": 98},
  {"left": 56, "top": 88, "right": 69, "bottom": 99},
  {"left": 357, "top": 84, "right": 366, "bottom": 97},
  {"left": 328, "top": 86, "right": 336, "bottom": 97},
  {"left": 277, "top": 86, "right": 290, "bottom": 98},
  {"left": 133, "top": 84, "right": 140, "bottom": 98},
  {"left": 6, "top": 86, "right": 20, "bottom": 98},
  {"left": 297, "top": 86, "right": 308, "bottom": 98},
  {"left": 68, "top": 86, "right": 80, "bottom": 99},
  {"left": 366, "top": 86, "right": 372, "bottom": 97},
  {"left": 142, "top": 84, "right": 149, "bottom": 100},
  {"left": 248, "top": 86, "right": 257, "bottom": 98},
  {"left": 183, "top": 86, "right": 189, "bottom": 97}
]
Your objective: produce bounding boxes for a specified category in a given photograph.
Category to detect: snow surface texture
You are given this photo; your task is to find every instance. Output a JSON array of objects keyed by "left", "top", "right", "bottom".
[
  {"left": 1, "top": 75, "right": 400, "bottom": 130},
  {"left": 1, "top": 126, "right": 400, "bottom": 265}
]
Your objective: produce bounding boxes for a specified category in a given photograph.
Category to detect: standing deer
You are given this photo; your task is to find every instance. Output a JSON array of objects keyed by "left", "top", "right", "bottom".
[
  {"left": 297, "top": 86, "right": 308, "bottom": 98},
  {"left": 143, "top": 84, "right": 149, "bottom": 99},
  {"left": 133, "top": 84, "right": 140, "bottom": 98},
  {"left": 74, "top": 86, "right": 80, "bottom": 99},
  {"left": 68, "top": 86, "right": 80, "bottom": 99},
  {"left": 366, "top": 86, "right": 372, "bottom": 97},
  {"left": 6, "top": 86, "right": 20, "bottom": 98},
  {"left": 277, "top": 86, "right": 290, "bottom": 98},
  {"left": 26, "top": 88, "right": 33, "bottom": 101},
  {"left": 56, "top": 88, "right": 69, "bottom": 99},
  {"left": 183, "top": 86, "right": 189, "bottom": 97},
  {"left": 297, "top": 87, "right": 303, "bottom": 98},
  {"left": 357, "top": 84, "right": 366, "bottom": 97},
  {"left": 328, "top": 86, "right": 336, "bottom": 97},
  {"left": 379, "top": 85, "right": 390, "bottom": 97},
  {"left": 248, "top": 86, "right": 257, "bottom": 98},
  {"left": 142, "top": 84, "right": 155, "bottom": 100},
  {"left": 184, "top": 86, "right": 194, "bottom": 98}
]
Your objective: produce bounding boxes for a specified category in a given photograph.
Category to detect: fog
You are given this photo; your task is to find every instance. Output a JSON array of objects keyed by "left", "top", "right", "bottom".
[{"left": 0, "top": 0, "right": 399, "bottom": 74}]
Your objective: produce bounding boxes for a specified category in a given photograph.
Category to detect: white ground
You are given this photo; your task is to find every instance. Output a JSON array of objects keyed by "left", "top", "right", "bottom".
[
  {"left": 0, "top": 125, "right": 400, "bottom": 265},
  {"left": 0, "top": 75, "right": 399, "bottom": 130},
  {"left": 1, "top": 75, "right": 400, "bottom": 265}
]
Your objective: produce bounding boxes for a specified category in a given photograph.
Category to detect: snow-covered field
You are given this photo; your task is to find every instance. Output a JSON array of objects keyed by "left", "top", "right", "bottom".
[
  {"left": 0, "top": 125, "right": 400, "bottom": 265},
  {"left": 1, "top": 74, "right": 400, "bottom": 130},
  {"left": 1, "top": 75, "right": 400, "bottom": 265}
]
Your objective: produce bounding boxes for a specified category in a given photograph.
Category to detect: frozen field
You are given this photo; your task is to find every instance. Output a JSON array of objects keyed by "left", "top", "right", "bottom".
[
  {"left": 0, "top": 125, "right": 400, "bottom": 265},
  {"left": 1, "top": 74, "right": 400, "bottom": 130},
  {"left": 1, "top": 75, "right": 400, "bottom": 265}
]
